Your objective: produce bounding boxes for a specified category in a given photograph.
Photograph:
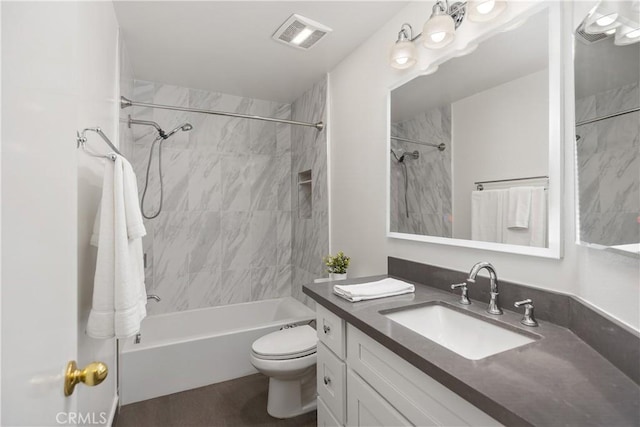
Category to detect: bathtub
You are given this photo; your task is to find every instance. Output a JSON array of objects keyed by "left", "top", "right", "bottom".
[{"left": 120, "top": 297, "right": 316, "bottom": 404}]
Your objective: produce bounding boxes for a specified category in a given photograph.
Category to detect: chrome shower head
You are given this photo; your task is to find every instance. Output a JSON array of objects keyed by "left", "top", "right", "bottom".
[{"left": 163, "top": 122, "right": 193, "bottom": 139}]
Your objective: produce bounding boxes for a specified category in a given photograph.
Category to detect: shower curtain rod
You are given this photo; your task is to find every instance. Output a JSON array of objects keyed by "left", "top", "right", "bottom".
[
  {"left": 575, "top": 106, "right": 639, "bottom": 127},
  {"left": 390, "top": 135, "right": 446, "bottom": 151},
  {"left": 120, "top": 96, "right": 324, "bottom": 131}
]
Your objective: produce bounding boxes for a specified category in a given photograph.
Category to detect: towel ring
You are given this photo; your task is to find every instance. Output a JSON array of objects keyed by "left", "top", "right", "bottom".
[{"left": 77, "top": 127, "right": 121, "bottom": 161}]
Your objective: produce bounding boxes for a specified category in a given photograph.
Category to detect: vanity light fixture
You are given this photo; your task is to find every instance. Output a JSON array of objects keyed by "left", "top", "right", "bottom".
[
  {"left": 423, "top": 2, "right": 458, "bottom": 49},
  {"left": 581, "top": 2, "right": 640, "bottom": 46},
  {"left": 466, "top": 0, "right": 508, "bottom": 22},
  {"left": 390, "top": 24, "right": 418, "bottom": 69},
  {"left": 584, "top": 10, "right": 621, "bottom": 33},
  {"left": 615, "top": 24, "right": 640, "bottom": 45},
  {"left": 389, "top": 0, "right": 508, "bottom": 69}
]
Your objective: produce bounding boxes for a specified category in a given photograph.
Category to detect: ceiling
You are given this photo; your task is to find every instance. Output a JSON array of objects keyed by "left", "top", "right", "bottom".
[
  {"left": 391, "top": 9, "right": 549, "bottom": 123},
  {"left": 113, "top": 1, "right": 408, "bottom": 103}
]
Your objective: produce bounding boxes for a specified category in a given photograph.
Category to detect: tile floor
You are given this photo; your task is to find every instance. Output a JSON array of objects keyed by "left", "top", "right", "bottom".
[{"left": 115, "top": 374, "right": 317, "bottom": 427}]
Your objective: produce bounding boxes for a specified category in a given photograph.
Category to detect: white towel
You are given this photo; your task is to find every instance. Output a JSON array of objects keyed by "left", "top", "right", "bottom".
[
  {"left": 503, "top": 187, "right": 547, "bottom": 247},
  {"left": 333, "top": 278, "right": 415, "bottom": 302},
  {"left": 507, "top": 187, "right": 532, "bottom": 229},
  {"left": 471, "top": 189, "right": 506, "bottom": 243},
  {"left": 87, "top": 155, "right": 148, "bottom": 339}
]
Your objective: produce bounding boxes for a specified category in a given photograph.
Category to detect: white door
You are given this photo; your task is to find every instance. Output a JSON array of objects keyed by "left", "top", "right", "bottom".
[{"left": 2, "top": 2, "right": 120, "bottom": 425}]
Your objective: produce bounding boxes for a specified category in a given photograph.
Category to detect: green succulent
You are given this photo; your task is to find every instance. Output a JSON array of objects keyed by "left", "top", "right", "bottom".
[{"left": 323, "top": 251, "right": 351, "bottom": 274}]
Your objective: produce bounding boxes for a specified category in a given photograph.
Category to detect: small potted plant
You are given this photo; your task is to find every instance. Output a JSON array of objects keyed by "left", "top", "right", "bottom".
[{"left": 323, "top": 251, "right": 351, "bottom": 280}]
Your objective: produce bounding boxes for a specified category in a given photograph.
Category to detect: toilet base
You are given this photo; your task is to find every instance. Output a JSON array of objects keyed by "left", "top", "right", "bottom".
[{"left": 266, "top": 366, "right": 317, "bottom": 419}]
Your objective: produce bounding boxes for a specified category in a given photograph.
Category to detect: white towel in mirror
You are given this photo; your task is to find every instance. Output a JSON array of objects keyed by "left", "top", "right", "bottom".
[
  {"left": 507, "top": 186, "right": 533, "bottom": 229},
  {"left": 471, "top": 189, "right": 506, "bottom": 243}
]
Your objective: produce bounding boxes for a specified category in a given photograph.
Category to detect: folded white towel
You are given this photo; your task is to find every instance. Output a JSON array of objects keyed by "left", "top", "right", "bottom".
[
  {"left": 87, "top": 155, "right": 148, "bottom": 339},
  {"left": 507, "top": 187, "right": 533, "bottom": 229},
  {"left": 503, "top": 187, "right": 547, "bottom": 247},
  {"left": 333, "top": 278, "right": 415, "bottom": 302}
]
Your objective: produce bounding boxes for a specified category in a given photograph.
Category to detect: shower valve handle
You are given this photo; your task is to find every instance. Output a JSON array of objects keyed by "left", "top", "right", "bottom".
[{"left": 323, "top": 325, "right": 331, "bottom": 334}]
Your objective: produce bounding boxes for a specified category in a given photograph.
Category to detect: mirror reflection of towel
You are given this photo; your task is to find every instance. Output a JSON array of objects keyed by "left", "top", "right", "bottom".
[
  {"left": 507, "top": 187, "right": 533, "bottom": 229},
  {"left": 472, "top": 187, "right": 547, "bottom": 247},
  {"left": 471, "top": 189, "right": 506, "bottom": 243},
  {"left": 503, "top": 187, "right": 547, "bottom": 247}
]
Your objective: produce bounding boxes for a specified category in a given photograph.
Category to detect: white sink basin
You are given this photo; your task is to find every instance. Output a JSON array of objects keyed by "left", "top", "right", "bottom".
[{"left": 383, "top": 303, "right": 536, "bottom": 360}]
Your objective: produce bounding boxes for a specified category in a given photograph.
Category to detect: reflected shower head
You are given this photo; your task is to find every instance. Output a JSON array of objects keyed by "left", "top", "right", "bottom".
[
  {"left": 391, "top": 149, "right": 419, "bottom": 163},
  {"left": 163, "top": 123, "right": 193, "bottom": 139}
]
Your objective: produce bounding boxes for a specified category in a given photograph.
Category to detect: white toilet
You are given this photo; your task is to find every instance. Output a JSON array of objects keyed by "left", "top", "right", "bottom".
[{"left": 250, "top": 325, "right": 318, "bottom": 419}]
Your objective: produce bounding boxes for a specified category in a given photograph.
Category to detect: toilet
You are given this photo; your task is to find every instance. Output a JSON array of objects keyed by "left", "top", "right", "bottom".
[{"left": 250, "top": 325, "right": 318, "bottom": 419}]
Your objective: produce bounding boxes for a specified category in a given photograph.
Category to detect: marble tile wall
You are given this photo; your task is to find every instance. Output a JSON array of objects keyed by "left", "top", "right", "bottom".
[
  {"left": 576, "top": 82, "right": 639, "bottom": 246},
  {"left": 121, "top": 80, "right": 293, "bottom": 315},
  {"left": 390, "top": 106, "right": 452, "bottom": 237},
  {"left": 291, "top": 76, "right": 329, "bottom": 308}
]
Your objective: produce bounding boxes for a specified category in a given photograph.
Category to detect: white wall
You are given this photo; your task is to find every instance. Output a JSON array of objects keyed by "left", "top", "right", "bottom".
[
  {"left": 329, "top": 1, "right": 640, "bottom": 330},
  {"left": 452, "top": 69, "right": 549, "bottom": 239}
]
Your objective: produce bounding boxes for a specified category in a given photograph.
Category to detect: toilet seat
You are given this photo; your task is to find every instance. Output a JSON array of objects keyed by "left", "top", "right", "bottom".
[{"left": 252, "top": 325, "right": 317, "bottom": 360}]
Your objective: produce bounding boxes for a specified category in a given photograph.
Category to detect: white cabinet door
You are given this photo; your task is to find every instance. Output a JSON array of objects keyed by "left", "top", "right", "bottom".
[
  {"left": 318, "top": 396, "right": 343, "bottom": 427},
  {"left": 346, "top": 370, "right": 412, "bottom": 427}
]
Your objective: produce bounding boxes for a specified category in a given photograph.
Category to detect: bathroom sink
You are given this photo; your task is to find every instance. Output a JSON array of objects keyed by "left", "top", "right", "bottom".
[{"left": 382, "top": 302, "right": 537, "bottom": 360}]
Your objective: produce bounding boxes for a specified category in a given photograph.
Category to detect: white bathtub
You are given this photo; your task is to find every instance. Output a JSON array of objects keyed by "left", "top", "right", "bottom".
[{"left": 120, "top": 297, "right": 316, "bottom": 404}]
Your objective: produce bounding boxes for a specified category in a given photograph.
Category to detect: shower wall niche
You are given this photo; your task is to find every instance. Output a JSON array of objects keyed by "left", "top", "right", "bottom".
[{"left": 119, "top": 76, "right": 329, "bottom": 315}]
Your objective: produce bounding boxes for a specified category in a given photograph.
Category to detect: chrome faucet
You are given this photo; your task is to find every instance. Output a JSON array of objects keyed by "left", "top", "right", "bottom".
[
  {"left": 466, "top": 262, "right": 503, "bottom": 315},
  {"left": 147, "top": 294, "right": 161, "bottom": 302}
]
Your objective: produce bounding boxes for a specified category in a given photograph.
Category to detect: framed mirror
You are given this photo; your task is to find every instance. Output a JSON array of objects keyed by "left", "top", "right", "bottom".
[
  {"left": 386, "top": 4, "right": 563, "bottom": 259},
  {"left": 574, "top": 0, "right": 640, "bottom": 257}
]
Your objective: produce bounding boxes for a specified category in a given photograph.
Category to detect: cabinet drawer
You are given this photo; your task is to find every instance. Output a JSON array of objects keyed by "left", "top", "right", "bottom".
[
  {"left": 317, "top": 304, "right": 345, "bottom": 358},
  {"left": 318, "top": 396, "right": 342, "bottom": 427},
  {"left": 317, "top": 342, "right": 346, "bottom": 424},
  {"left": 347, "top": 324, "right": 502, "bottom": 427},
  {"left": 346, "top": 369, "right": 412, "bottom": 427}
]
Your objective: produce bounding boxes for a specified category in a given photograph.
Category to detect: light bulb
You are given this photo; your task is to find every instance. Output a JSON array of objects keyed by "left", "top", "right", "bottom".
[
  {"left": 614, "top": 24, "right": 640, "bottom": 45},
  {"left": 423, "top": 12, "right": 455, "bottom": 49},
  {"left": 390, "top": 40, "right": 417, "bottom": 69},
  {"left": 596, "top": 13, "right": 618, "bottom": 27},
  {"left": 626, "top": 28, "right": 640, "bottom": 39},
  {"left": 291, "top": 28, "right": 314, "bottom": 45},
  {"left": 476, "top": 0, "right": 496, "bottom": 15},
  {"left": 467, "top": 0, "right": 507, "bottom": 23},
  {"left": 430, "top": 32, "right": 446, "bottom": 43}
]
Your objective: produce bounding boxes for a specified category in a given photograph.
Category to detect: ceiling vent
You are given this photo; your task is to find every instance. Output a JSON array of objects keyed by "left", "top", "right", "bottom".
[
  {"left": 575, "top": 21, "right": 613, "bottom": 45},
  {"left": 272, "top": 14, "right": 333, "bottom": 50}
]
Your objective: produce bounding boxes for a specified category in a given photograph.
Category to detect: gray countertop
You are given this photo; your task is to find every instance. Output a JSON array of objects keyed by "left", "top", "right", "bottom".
[{"left": 303, "top": 276, "right": 640, "bottom": 427}]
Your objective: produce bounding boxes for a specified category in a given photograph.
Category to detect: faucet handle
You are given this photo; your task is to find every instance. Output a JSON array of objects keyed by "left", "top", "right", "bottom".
[
  {"left": 514, "top": 299, "right": 538, "bottom": 327},
  {"left": 450, "top": 283, "right": 471, "bottom": 305}
]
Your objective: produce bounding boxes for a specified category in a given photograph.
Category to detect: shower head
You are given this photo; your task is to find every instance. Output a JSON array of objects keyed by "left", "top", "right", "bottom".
[
  {"left": 163, "top": 123, "right": 193, "bottom": 139},
  {"left": 391, "top": 149, "right": 419, "bottom": 163},
  {"left": 128, "top": 115, "right": 193, "bottom": 140}
]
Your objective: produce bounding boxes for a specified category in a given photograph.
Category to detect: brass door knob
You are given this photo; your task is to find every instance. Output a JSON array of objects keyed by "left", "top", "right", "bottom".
[{"left": 64, "top": 360, "right": 108, "bottom": 396}]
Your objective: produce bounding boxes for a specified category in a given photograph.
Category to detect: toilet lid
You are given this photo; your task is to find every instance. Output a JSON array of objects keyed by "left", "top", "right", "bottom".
[{"left": 252, "top": 325, "right": 317, "bottom": 359}]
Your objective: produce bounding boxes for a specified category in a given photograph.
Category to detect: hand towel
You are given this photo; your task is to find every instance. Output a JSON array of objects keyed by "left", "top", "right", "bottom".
[
  {"left": 507, "top": 187, "right": 533, "bottom": 229},
  {"left": 333, "top": 278, "right": 415, "bottom": 302},
  {"left": 503, "top": 187, "right": 547, "bottom": 247},
  {"left": 87, "top": 155, "right": 148, "bottom": 339},
  {"left": 471, "top": 189, "right": 506, "bottom": 243}
]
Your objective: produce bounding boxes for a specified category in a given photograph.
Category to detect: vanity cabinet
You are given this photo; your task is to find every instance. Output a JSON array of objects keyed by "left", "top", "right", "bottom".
[
  {"left": 316, "top": 304, "right": 347, "bottom": 426},
  {"left": 316, "top": 305, "right": 502, "bottom": 427}
]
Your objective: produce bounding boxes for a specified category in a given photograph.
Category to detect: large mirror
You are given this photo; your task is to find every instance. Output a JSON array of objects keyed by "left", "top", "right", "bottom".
[
  {"left": 387, "top": 5, "right": 563, "bottom": 258},
  {"left": 574, "top": 0, "right": 640, "bottom": 257}
]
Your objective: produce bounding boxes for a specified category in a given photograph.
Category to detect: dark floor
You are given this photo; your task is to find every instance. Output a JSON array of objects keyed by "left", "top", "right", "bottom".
[{"left": 115, "top": 374, "right": 317, "bottom": 427}]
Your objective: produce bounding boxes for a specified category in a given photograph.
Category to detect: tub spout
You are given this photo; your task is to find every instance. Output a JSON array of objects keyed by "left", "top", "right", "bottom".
[{"left": 147, "top": 294, "right": 161, "bottom": 302}]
